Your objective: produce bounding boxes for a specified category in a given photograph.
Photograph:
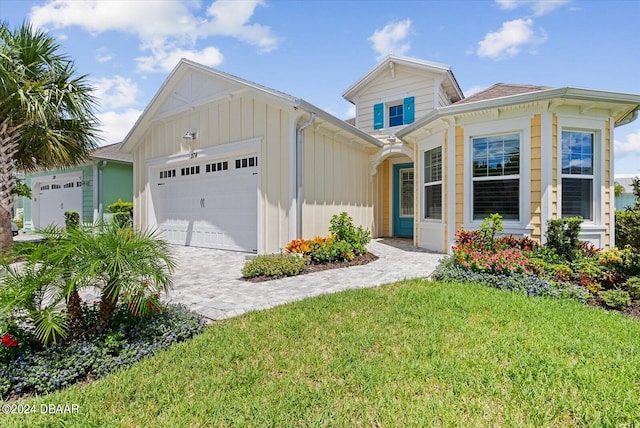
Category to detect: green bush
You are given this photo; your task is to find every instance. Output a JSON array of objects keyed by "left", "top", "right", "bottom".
[
  {"left": 479, "top": 213, "right": 503, "bottom": 247},
  {"left": 112, "top": 212, "right": 132, "bottom": 228},
  {"left": 623, "top": 277, "right": 640, "bottom": 300},
  {"left": 107, "top": 199, "right": 133, "bottom": 213},
  {"left": 615, "top": 210, "right": 640, "bottom": 250},
  {"left": 64, "top": 211, "right": 80, "bottom": 230},
  {"left": 309, "top": 238, "right": 354, "bottom": 263},
  {"left": 599, "top": 289, "right": 631, "bottom": 310},
  {"left": 545, "top": 217, "right": 583, "bottom": 261},
  {"left": 329, "top": 212, "right": 371, "bottom": 255},
  {"left": 242, "top": 254, "right": 306, "bottom": 279}
]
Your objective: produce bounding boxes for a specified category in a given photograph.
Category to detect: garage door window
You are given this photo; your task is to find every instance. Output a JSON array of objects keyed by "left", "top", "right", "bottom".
[
  {"left": 206, "top": 161, "right": 228, "bottom": 173},
  {"left": 236, "top": 156, "right": 258, "bottom": 169},
  {"left": 181, "top": 166, "right": 200, "bottom": 176}
]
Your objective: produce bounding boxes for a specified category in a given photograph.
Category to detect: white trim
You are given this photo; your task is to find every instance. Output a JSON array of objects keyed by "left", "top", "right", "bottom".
[
  {"left": 609, "top": 118, "right": 615, "bottom": 247},
  {"left": 462, "top": 117, "right": 532, "bottom": 232},
  {"left": 447, "top": 124, "right": 457, "bottom": 251},
  {"left": 556, "top": 117, "right": 605, "bottom": 226},
  {"left": 289, "top": 113, "right": 303, "bottom": 246},
  {"left": 388, "top": 157, "right": 413, "bottom": 236}
]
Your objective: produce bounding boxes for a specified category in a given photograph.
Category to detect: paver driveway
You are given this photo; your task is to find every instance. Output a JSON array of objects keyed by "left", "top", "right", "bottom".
[{"left": 164, "top": 238, "right": 444, "bottom": 320}]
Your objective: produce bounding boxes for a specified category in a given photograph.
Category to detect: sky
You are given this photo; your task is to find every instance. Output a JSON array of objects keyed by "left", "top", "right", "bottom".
[{"left": 1, "top": 0, "right": 639, "bottom": 175}]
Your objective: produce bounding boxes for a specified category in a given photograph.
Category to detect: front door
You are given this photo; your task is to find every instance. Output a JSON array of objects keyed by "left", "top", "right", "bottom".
[{"left": 393, "top": 163, "right": 414, "bottom": 237}]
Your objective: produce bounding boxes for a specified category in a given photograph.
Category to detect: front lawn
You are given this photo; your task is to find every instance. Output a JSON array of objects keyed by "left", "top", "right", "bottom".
[{"left": 4, "top": 279, "right": 640, "bottom": 427}]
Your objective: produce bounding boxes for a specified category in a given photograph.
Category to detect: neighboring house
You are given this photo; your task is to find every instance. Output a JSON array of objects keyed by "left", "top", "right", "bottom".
[
  {"left": 23, "top": 143, "right": 133, "bottom": 230},
  {"left": 614, "top": 174, "right": 639, "bottom": 210},
  {"left": 121, "top": 56, "right": 640, "bottom": 253}
]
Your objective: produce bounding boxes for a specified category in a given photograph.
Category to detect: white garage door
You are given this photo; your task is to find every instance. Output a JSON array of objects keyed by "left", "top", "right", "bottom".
[
  {"left": 151, "top": 154, "right": 259, "bottom": 252},
  {"left": 37, "top": 180, "right": 83, "bottom": 229}
]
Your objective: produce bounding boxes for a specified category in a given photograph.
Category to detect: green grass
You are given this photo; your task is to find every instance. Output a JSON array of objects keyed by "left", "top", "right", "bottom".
[{"left": 5, "top": 279, "right": 640, "bottom": 427}]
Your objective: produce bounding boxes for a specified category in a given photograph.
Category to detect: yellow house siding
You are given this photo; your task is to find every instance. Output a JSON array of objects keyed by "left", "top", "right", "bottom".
[
  {"left": 455, "top": 126, "right": 464, "bottom": 232},
  {"left": 530, "top": 114, "right": 542, "bottom": 241},
  {"left": 604, "top": 119, "right": 611, "bottom": 248}
]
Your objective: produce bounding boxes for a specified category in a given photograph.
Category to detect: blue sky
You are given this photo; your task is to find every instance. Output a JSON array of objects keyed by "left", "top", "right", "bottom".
[{"left": 2, "top": 0, "right": 639, "bottom": 174}]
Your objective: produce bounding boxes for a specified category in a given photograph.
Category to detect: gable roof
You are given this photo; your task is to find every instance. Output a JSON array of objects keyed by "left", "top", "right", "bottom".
[
  {"left": 397, "top": 86, "right": 640, "bottom": 140},
  {"left": 92, "top": 142, "right": 132, "bottom": 163},
  {"left": 121, "top": 59, "right": 382, "bottom": 152},
  {"left": 455, "top": 83, "right": 552, "bottom": 104},
  {"left": 342, "top": 54, "right": 464, "bottom": 103}
]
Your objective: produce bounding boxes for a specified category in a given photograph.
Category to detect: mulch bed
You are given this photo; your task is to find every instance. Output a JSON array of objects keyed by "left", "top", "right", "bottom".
[
  {"left": 242, "top": 252, "right": 379, "bottom": 283},
  {"left": 587, "top": 295, "right": 640, "bottom": 321}
]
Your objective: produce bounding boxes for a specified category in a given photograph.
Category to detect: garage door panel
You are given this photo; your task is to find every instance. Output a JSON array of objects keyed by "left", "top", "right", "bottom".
[
  {"left": 37, "top": 180, "right": 83, "bottom": 229},
  {"left": 151, "top": 156, "right": 258, "bottom": 252}
]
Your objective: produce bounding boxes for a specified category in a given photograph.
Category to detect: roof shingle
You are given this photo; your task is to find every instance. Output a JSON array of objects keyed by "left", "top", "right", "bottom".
[{"left": 456, "top": 83, "right": 553, "bottom": 104}]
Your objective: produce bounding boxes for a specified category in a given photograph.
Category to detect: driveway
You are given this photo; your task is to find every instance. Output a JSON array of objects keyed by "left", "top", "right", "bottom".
[{"left": 165, "top": 238, "right": 444, "bottom": 320}]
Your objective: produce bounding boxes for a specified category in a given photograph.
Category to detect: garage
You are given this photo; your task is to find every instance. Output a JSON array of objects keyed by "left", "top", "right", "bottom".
[
  {"left": 33, "top": 175, "right": 83, "bottom": 229},
  {"left": 150, "top": 153, "right": 259, "bottom": 252}
]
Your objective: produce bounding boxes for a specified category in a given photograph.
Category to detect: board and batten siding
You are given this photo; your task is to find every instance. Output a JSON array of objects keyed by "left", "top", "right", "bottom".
[
  {"left": 132, "top": 95, "right": 293, "bottom": 254},
  {"left": 551, "top": 114, "right": 558, "bottom": 219},
  {"left": 356, "top": 66, "right": 439, "bottom": 134},
  {"left": 301, "top": 127, "right": 375, "bottom": 238},
  {"left": 530, "top": 114, "right": 542, "bottom": 241}
]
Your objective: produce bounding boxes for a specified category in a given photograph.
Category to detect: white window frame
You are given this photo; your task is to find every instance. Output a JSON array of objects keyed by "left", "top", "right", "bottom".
[
  {"left": 423, "top": 146, "right": 443, "bottom": 221},
  {"left": 560, "top": 129, "right": 595, "bottom": 221},
  {"left": 557, "top": 117, "right": 604, "bottom": 226},
  {"left": 398, "top": 167, "right": 414, "bottom": 218},
  {"left": 378, "top": 93, "right": 408, "bottom": 131},
  {"left": 462, "top": 117, "right": 532, "bottom": 235}
]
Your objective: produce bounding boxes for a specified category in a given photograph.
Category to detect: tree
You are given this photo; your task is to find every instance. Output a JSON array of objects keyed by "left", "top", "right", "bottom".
[
  {"left": 614, "top": 181, "right": 625, "bottom": 198},
  {"left": 0, "top": 22, "right": 99, "bottom": 252}
]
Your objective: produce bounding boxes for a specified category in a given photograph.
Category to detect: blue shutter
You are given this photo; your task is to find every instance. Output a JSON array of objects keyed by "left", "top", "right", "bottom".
[
  {"left": 403, "top": 96, "right": 415, "bottom": 124},
  {"left": 373, "top": 103, "right": 384, "bottom": 129}
]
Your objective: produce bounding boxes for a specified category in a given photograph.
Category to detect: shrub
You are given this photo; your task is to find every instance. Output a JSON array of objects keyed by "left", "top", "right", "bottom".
[
  {"left": 545, "top": 217, "right": 583, "bottom": 261},
  {"left": 0, "top": 303, "right": 205, "bottom": 398},
  {"left": 615, "top": 210, "right": 640, "bottom": 250},
  {"left": 432, "top": 257, "right": 590, "bottom": 302},
  {"left": 242, "top": 254, "right": 306, "bottom": 279},
  {"left": 107, "top": 199, "right": 133, "bottom": 213},
  {"left": 64, "top": 211, "right": 80, "bottom": 230},
  {"left": 479, "top": 213, "right": 503, "bottom": 246},
  {"left": 308, "top": 237, "right": 354, "bottom": 263},
  {"left": 112, "top": 211, "right": 132, "bottom": 228},
  {"left": 623, "top": 277, "right": 640, "bottom": 300},
  {"left": 599, "top": 289, "right": 631, "bottom": 310},
  {"left": 329, "top": 212, "right": 371, "bottom": 255},
  {"left": 452, "top": 242, "right": 530, "bottom": 276},
  {"left": 496, "top": 235, "right": 540, "bottom": 251}
]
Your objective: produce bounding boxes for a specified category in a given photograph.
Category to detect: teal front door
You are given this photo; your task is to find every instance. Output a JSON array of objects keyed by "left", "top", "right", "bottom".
[{"left": 393, "top": 163, "right": 414, "bottom": 237}]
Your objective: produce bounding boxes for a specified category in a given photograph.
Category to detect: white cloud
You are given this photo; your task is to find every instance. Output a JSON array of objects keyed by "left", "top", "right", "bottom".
[
  {"left": 29, "top": 0, "right": 278, "bottom": 72},
  {"left": 615, "top": 128, "right": 640, "bottom": 155},
  {"left": 136, "top": 45, "right": 224, "bottom": 73},
  {"left": 95, "top": 47, "right": 113, "bottom": 63},
  {"left": 495, "top": 0, "right": 571, "bottom": 16},
  {"left": 476, "top": 18, "right": 546, "bottom": 60},
  {"left": 93, "top": 76, "right": 141, "bottom": 110},
  {"left": 369, "top": 19, "right": 412, "bottom": 60},
  {"left": 346, "top": 104, "right": 356, "bottom": 119},
  {"left": 464, "top": 85, "right": 489, "bottom": 97},
  {"left": 97, "top": 109, "right": 143, "bottom": 144}
]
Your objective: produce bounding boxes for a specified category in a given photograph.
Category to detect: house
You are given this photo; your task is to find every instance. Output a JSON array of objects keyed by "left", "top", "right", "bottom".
[
  {"left": 614, "top": 174, "right": 639, "bottom": 210},
  {"left": 23, "top": 142, "right": 133, "bottom": 230},
  {"left": 121, "top": 56, "right": 640, "bottom": 253}
]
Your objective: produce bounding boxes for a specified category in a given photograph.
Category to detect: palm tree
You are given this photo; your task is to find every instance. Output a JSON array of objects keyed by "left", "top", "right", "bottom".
[{"left": 0, "top": 22, "right": 99, "bottom": 252}]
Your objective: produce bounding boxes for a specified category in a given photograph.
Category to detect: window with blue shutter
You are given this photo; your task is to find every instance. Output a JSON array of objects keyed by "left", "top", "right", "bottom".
[
  {"left": 403, "top": 96, "right": 414, "bottom": 124},
  {"left": 373, "top": 103, "right": 384, "bottom": 129}
]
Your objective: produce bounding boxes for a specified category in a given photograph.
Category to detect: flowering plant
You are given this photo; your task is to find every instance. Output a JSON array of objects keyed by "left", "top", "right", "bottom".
[
  {"left": 1, "top": 333, "right": 18, "bottom": 348},
  {"left": 452, "top": 242, "right": 531, "bottom": 275}
]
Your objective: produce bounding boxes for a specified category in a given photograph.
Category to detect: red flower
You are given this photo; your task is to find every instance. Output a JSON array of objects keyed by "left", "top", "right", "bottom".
[{"left": 1, "top": 333, "right": 19, "bottom": 348}]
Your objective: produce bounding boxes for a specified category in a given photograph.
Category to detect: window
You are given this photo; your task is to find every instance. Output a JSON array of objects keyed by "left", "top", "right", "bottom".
[
  {"left": 389, "top": 105, "right": 403, "bottom": 127},
  {"left": 399, "top": 169, "right": 414, "bottom": 217},
  {"left": 561, "top": 130, "right": 594, "bottom": 220},
  {"left": 423, "top": 147, "right": 442, "bottom": 220},
  {"left": 373, "top": 97, "right": 415, "bottom": 129},
  {"left": 472, "top": 133, "right": 520, "bottom": 220}
]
